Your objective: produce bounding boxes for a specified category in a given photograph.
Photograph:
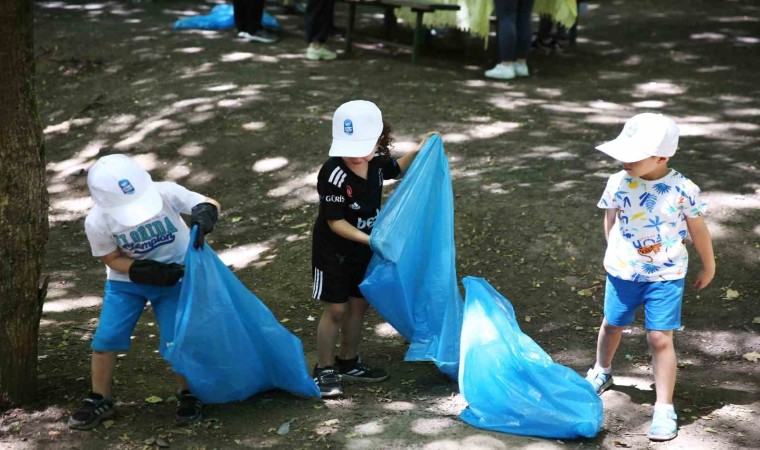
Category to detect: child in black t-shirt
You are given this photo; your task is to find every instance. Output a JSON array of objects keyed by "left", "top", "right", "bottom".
[{"left": 311, "top": 100, "right": 436, "bottom": 397}]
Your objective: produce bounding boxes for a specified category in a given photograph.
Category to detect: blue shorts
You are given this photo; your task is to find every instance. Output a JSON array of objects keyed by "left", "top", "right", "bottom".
[
  {"left": 91, "top": 280, "right": 181, "bottom": 355},
  {"left": 603, "top": 274, "right": 684, "bottom": 331}
]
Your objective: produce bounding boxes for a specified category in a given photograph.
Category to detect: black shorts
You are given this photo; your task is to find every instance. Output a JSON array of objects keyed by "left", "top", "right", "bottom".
[{"left": 312, "top": 251, "right": 371, "bottom": 304}]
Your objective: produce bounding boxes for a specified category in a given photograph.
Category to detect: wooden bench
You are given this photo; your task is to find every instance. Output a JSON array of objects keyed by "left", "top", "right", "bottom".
[{"left": 342, "top": 0, "right": 460, "bottom": 64}]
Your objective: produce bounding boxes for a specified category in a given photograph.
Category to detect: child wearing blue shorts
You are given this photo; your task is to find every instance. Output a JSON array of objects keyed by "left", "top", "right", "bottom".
[
  {"left": 586, "top": 113, "right": 715, "bottom": 442},
  {"left": 68, "top": 154, "right": 220, "bottom": 430}
]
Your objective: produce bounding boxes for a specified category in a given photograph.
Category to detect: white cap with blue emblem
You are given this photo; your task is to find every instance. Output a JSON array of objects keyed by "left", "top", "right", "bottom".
[
  {"left": 329, "top": 100, "right": 383, "bottom": 157},
  {"left": 87, "top": 154, "right": 163, "bottom": 227}
]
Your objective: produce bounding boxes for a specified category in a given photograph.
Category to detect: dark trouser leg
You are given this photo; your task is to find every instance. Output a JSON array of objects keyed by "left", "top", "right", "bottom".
[
  {"left": 248, "top": 0, "right": 265, "bottom": 34},
  {"left": 493, "top": 0, "right": 518, "bottom": 62},
  {"left": 515, "top": 0, "right": 535, "bottom": 59},
  {"left": 537, "top": 14, "right": 553, "bottom": 41},
  {"left": 234, "top": 0, "right": 252, "bottom": 33},
  {"left": 305, "top": 0, "right": 334, "bottom": 43}
]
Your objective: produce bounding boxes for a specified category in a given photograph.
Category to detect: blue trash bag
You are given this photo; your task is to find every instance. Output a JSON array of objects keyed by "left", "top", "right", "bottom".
[
  {"left": 359, "top": 134, "right": 463, "bottom": 379},
  {"left": 165, "top": 227, "right": 320, "bottom": 403},
  {"left": 459, "top": 277, "right": 603, "bottom": 439},
  {"left": 173, "top": 4, "right": 281, "bottom": 32}
]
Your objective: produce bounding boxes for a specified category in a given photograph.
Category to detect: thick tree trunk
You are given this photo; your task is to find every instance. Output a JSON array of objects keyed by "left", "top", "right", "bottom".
[{"left": 0, "top": 0, "right": 49, "bottom": 409}]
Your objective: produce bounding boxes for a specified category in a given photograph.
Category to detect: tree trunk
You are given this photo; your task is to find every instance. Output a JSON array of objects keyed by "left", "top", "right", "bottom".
[{"left": 0, "top": 0, "right": 49, "bottom": 410}]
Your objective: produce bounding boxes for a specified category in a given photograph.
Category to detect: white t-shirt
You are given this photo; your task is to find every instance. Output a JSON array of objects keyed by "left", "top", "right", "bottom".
[
  {"left": 597, "top": 169, "right": 707, "bottom": 282},
  {"left": 85, "top": 182, "right": 205, "bottom": 282}
]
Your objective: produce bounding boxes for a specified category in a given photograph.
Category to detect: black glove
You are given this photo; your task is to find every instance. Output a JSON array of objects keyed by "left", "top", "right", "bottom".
[
  {"left": 190, "top": 202, "right": 218, "bottom": 249},
  {"left": 128, "top": 259, "right": 184, "bottom": 286}
]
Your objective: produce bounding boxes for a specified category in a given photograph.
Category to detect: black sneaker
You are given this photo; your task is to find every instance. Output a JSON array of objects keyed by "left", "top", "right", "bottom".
[
  {"left": 334, "top": 356, "right": 389, "bottom": 383},
  {"left": 175, "top": 390, "right": 203, "bottom": 425},
  {"left": 313, "top": 366, "right": 343, "bottom": 398},
  {"left": 68, "top": 392, "right": 115, "bottom": 430}
]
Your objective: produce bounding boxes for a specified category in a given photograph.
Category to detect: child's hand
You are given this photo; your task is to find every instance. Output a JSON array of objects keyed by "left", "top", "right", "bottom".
[
  {"left": 416, "top": 131, "right": 440, "bottom": 151},
  {"left": 693, "top": 266, "right": 715, "bottom": 290}
]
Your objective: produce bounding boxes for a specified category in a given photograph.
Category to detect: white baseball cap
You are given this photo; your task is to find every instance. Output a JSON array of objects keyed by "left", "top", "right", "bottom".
[
  {"left": 87, "top": 154, "right": 163, "bottom": 227},
  {"left": 329, "top": 100, "right": 383, "bottom": 157},
  {"left": 596, "top": 113, "right": 680, "bottom": 163}
]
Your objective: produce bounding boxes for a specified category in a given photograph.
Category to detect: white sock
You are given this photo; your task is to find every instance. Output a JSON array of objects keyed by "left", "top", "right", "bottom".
[
  {"left": 594, "top": 363, "right": 612, "bottom": 374},
  {"left": 654, "top": 403, "right": 675, "bottom": 413}
]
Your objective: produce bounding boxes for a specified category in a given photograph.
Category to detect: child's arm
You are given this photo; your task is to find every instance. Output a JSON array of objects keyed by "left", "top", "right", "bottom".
[
  {"left": 327, "top": 219, "right": 370, "bottom": 246},
  {"left": 686, "top": 216, "right": 715, "bottom": 289},
  {"left": 101, "top": 249, "right": 134, "bottom": 273},
  {"left": 604, "top": 208, "right": 618, "bottom": 242},
  {"left": 397, "top": 131, "right": 439, "bottom": 175}
]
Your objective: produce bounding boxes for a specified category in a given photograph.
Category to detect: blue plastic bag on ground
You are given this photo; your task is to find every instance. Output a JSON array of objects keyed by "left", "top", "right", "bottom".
[
  {"left": 165, "top": 227, "right": 320, "bottom": 403},
  {"left": 459, "top": 277, "right": 603, "bottom": 438},
  {"left": 360, "top": 135, "right": 463, "bottom": 379},
  {"left": 173, "top": 5, "right": 280, "bottom": 32}
]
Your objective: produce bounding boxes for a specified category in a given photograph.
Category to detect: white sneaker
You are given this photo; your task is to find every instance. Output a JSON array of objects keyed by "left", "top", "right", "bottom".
[
  {"left": 237, "top": 30, "right": 278, "bottom": 44},
  {"left": 306, "top": 46, "right": 337, "bottom": 61},
  {"left": 485, "top": 64, "right": 515, "bottom": 80},
  {"left": 514, "top": 62, "right": 530, "bottom": 77}
]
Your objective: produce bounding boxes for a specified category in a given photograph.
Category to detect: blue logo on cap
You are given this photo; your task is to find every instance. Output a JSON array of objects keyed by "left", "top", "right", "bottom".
[
  {"left": 118, "top": 179, "right": 136, "bottom": 195},
  {"left": 344, "top": 119, "right": 353, "bottom": 135}
]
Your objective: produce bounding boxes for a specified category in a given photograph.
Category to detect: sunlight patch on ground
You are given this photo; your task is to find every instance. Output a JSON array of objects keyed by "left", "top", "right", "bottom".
[
  {"left": 177, "top": 141, "right": 204, "bottom": 157},
  {"left": 174, "top": 47, "right": 204, "bottom": 54},
  {"left": 383, "top": 401, "right": 416, "bottom": 412},
  {"left": 243, "top": 121, "right": 266, "bottom": 131},
  {"left": 43, "top": 296, "right": 102, "bottom": 313},
  {"left": 43, "top": 117, "right": 93, "bottom": 135},
  {"left": 631, "top": 100, "right": 667, "bottom": 108},
  {"left": 353, "top": 420, "right": 385, "bottom": 435},
  {"left": 97, "top": 114, "right": 138, "bottom": 134},
  {"left": 114, "top": 119, "right": 172, "bottom": 149},
  {"left": 267, "top": 170, "right": 319, "bottom": 207},
  {"left": 373, "top": 322, "right": 401, "bottom": 338},
  {"left": 253, "top": 157, "right": 289, "bottom": 173},
  {"left": 217, "top": 242, "right": 272, "bottom": 269},
  {"left": 411, "top": 417, "right": 458, "bottom": 435},
  {"left": 611, "top": 375, "right": 655, "bottom": 391},
  {"left": 635, "top": 81, "right": 686, "bottom": 96}
]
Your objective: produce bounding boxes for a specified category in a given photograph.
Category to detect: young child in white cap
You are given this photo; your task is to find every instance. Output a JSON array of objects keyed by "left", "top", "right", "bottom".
[
  {"left": 68, "top": 154, "right": 221, "bottom": 430},
  {"left": 586, "top": 113, "right": 715, "bottom": 441},
  {"left": 310, "top": 100, "right": 437, "bottom": 397}
]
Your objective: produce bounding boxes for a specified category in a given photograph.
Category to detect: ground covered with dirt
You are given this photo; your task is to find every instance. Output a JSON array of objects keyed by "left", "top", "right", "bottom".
[{"left": 1, "top": 0, "right": 759, "bottom": 448}]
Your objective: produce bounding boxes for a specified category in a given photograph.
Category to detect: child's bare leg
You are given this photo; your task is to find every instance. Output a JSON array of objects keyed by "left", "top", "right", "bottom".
[
  {"left": 647, "top": 330, "right": 676, "bottom": 404},
  {"left": 339, "top": 296, "right": 369, "bottom": 360},
  {"left": 317, "top": 302, "right": 346, "bottom": 367},
  {"left": 91, "top": 350, "right": 117, "bottom": 397},
  {"left": 596, "top": 317, "right": 625, "bottom": 369}
]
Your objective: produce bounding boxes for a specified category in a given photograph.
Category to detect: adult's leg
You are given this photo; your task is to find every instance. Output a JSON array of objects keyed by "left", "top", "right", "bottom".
[
  {"left": 317, "top": 302, "right": 348, "bottom": 367},
  {"left": 233, "top": 0, "right": 253, "bottom": 33},
  {"left": 648, "top": 330, "right": 676, "bottom": 404},
  {"left": 515, "top": 0, "right": 535, "bottom": 60},
  {"left": 305, "top": 0, "right": 333, "bottom": 44},
  {"left": 493, "top": 0, "right": 518, "bottom": 63},
  {"left": 248, "top": 0, "right": 266, "bottom": 34},
  {"left": 339, "top": 295, "right": 370, "bottom": 360}
]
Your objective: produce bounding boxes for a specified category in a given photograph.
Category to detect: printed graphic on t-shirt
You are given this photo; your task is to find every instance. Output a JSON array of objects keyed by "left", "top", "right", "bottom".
[
  {"left": 598, "top": 169, "right": 707, "bottom": 282},
  {"left": 112, "top": 216, "right": 180, "bottom": 254}
]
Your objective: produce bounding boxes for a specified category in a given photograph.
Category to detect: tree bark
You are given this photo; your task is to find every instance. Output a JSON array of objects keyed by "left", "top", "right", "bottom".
[{"left": 0, "top": 0, "right": 49, "bottom": 409}]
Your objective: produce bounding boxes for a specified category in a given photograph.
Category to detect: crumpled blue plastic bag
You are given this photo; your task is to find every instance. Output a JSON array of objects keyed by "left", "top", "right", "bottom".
[
  {"left": 165, "top": 227, "right": 320, "bottom": 403},
  {"left": 459, "top": 277, "right": 603, "bottom": 438},
  {"left": 360, "top": 135, "right": 463, "bottom": 379},
  {"left": 173, "top": 4, "right": 281, "bottom": 32}
]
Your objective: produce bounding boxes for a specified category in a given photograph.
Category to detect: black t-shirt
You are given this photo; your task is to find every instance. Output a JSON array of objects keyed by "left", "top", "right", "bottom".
[{"left": 312, "top": 148, "right": 401, "bottom": 261}]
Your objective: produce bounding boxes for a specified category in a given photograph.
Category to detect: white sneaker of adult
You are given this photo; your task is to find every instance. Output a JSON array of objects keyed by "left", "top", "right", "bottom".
[
  {"left": 306, "top": 46, "right": 337, "bottom": 61},
  {"left": 484, "top": 64, "right": 516, "bottom": 80},
  {"left": 514, "top": 62, "right": 530, "bottom": 77}
]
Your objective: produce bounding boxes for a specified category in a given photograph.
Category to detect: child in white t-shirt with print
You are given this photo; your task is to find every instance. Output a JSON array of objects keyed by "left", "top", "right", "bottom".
[
  {"left": 68, "top": 154, "right": 221, "bottom": 430},
  {"left": 585, "top": 113, "right": 715, "bottom": 442}
]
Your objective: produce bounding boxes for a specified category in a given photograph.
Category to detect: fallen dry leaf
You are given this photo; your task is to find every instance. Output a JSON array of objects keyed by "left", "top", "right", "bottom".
[
  {"left": 742, "top": 352, "right": 760, "bottom": 362},
  {"left": 724, "top": 288, "right": 740, "bottom": 300}
]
